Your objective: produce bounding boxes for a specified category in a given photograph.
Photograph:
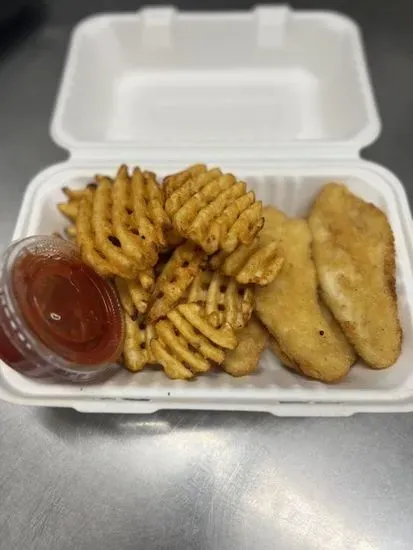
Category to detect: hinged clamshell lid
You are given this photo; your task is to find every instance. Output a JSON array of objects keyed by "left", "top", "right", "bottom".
[{"left": 51, "top": 5, "right": 381, "bottom": 160}]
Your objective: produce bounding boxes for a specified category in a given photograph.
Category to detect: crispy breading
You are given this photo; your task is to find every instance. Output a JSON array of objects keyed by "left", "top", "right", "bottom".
[
  {"left": 222, "top": 316, "right": 268, "bottom": 377},
  {"left": 308, "top": 183, "right": 402, "bottom": 369},
  {"left": 266, "top": 303, "right": 346, "bottom": 375},
  {"left": 255, "top": 207, "right": 356, "bottom": 383},
  {"left": 267, "top": 334, "right": 297, "bottom": 371}
]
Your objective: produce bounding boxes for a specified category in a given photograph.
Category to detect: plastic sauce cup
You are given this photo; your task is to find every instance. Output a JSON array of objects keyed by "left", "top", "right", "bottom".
[{"left": 0, "top": 235, "right": 124, "bottom": 382}]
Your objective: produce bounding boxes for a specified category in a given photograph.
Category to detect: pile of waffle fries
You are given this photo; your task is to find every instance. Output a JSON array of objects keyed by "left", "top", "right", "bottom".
[{"left": 58, "top": 163, "right": 283, "bottom": 379}]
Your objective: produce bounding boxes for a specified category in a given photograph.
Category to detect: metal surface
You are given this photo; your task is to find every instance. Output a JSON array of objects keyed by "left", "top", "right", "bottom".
[{"left": 1, "top": 2, "right": 413, "bottom": 549}]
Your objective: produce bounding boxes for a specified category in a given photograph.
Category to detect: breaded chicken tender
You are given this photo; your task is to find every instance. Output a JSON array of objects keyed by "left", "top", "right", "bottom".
[
  {"left": 308, "top": 183, "right": 402, "bottom": 368},
  {"left": 255, "top": 207, "right": 356, "bottom": 382}
]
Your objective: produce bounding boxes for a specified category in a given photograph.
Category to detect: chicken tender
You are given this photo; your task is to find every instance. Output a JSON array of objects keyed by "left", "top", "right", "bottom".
[
  {"left": 267, "top": 334, "right": 296, "bottom": 371},
  {"left": 255, "top": 207, "right": 356, "bottom": 382},
  {"left": 308, "top": 183, "right": 402, "bottom": 369},
  {"left": 222, "top": 316, "right": 268, "bottom": 377}
]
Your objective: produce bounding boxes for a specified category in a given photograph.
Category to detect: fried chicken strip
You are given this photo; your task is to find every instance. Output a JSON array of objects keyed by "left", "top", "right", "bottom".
[
  {"left": 255, "top": 207, "right": 356, "bottom": 382},
  {"left": 308, "top": 183, "right": 402, "bottom": 368}
]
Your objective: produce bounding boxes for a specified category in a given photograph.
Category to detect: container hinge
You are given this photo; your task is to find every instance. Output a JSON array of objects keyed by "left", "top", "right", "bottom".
[
  {"left": 140, "top": 6, "right": 176, "bottom": 48},
  {"left": 255, "top": 4, "right": 290, "bottom": 48}
]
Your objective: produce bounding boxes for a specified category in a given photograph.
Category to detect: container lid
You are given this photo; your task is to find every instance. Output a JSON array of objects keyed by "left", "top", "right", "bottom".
[{"left": 51, "top": 5, "right": 381, "bottom": 160}]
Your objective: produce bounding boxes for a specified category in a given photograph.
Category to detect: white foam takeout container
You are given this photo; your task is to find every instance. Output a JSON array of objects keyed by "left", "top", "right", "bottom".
[{"left": 2, "top": 5, "right": 413, "bottom": 416}]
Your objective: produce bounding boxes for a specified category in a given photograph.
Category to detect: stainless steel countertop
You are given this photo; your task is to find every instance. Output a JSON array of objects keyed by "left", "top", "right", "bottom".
[{"left": 1, "top": 2, "right": 413, "bottom": 549}]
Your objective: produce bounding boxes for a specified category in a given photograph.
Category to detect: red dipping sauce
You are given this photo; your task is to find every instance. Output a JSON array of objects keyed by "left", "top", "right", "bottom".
[{"left": 0, "top": 236, "right": 124, "bottom": 382}]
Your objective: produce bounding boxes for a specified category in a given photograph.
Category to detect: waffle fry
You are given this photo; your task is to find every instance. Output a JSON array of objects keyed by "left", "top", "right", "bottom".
[
  {"left": 222, "top": 316, "right": 268, "bottom": 376},
  {"left": 115, "top": 276, "right": 151, "bottom": 315},
  {"left": 57, "top": 201, "right": 79, "bottom": 223},
  {"left": 163, "top": 163, "right": 207, "bottom": 199},
  {"left": 210, "top": 238, "right": 284, "bottom": 285},
  {"left": 58, "top": 183, "right": 97, "bottom": 220},
  {"left": 130, "top": 167, "right": 172, "bottom": 249},
  {"left": 123, "top": 313, "right": 156, "bottom": 372},
  {"left": 151, "top": 303, "right": 237, "bottom": 379},
  {"left": 59, "top": 165, "right": 175, "bottom": 277},
  {"left": 138, "top": 269, "right": 155, "bottom": 291},
  {"left": 109, "top": 165, "right": 158, "bottom": 268},
  {"left": 75, "top": 183, "right": 140, "bottom": 279},
  {"left": 164, "top": 166, "right": 264, "bottom": 254},
  {"left": 188, "top": 270, "right": 254, "bottom": 330},
  {"left": 147, "top": 241, "right": 206, "bottom": 323},
  {"left": 62, "top": 186, "right": 93, "bottom": 201},
  {"left": 64, "top": 225, "right": 77, "bottom": 241},
  {"left": 178, "top": 303, "right": 238, "bottom": 349}
]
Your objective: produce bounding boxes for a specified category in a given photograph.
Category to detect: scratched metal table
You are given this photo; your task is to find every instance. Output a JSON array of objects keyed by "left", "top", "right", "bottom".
[{"left": 1, "top": 1, "right": 413, "bottom": 549}]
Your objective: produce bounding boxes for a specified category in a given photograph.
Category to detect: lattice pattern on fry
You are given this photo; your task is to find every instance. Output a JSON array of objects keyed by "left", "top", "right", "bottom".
[
  {"left": 187, "top": 270, "right": 254, "bottom": 330},
  {"left": 210, "top": 238, "right": 284, "bottom": 285},
  {"left": 115, "top": 276, "right": 151, "bottom": 315},
  {"left": 123, "top": 313, "right": 156, "bottom": 372},
  {"left": 59, "top": 166, "right": 174, "bottom": 276},
  {"left": 130, "top": 167, "right": 172, "bottom": 249},
  {"left": 147, "top": 241, "right": 206, "bottom": 323},
  {"left": 164, "top": 166, "right": 264, "bottom": 254},
  {"left": 55, "top": 163, "right": 287, "bottom": 381},
  {"left": 150, "top": 303, "right": 237, "bottom": 379},
  {"left": 108, "top": 165, "right": 159, "bottom": 268},
  {"left": 75, "top": 185, "right": 140, "bottom": 279},
  {"left": 163, "top": 164, "right": 207, "bottom": 199}
]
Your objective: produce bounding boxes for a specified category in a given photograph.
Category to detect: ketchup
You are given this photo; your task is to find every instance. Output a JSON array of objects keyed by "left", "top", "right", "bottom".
[{"left": 0, "top": 236, "right": 124, "bottom": 382}]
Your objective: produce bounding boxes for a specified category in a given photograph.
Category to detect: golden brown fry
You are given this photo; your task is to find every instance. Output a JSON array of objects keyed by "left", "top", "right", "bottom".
[
  {"left": 60, "top": 167, "right": 172, "bottom": 279},
  {"left": 177, "top": 303, "right": 237, "bottom": 350},
  {"left": 164, "top": 166, "right": 263, "bottom": 254},
  {"left": 150, "top": 303, "right": 235, "bottom": 379},
  {"left": 110, "top": 165, "right": 159, "bottom": 268},
  {"left": 131, "top": 167, "right": 171, "bottom": 249},
  {"left": 155, "top": 319, "right": 211, "bottom": 374},
  {"left": 123, "top": 314, "right": 156, "bottom": 372},
  {"left": 167, "top": 309, "right": 226, "bottom": 364},
  {"left": 308, "top": 182, "right": 402, "bottom": 369},
  {"left": 115, "top": 277, "right": 150, "bottom": 316},
  {"left": 76, "top": 188, "right": 124, "bottom": 278},
  {"left": 62, "top": 186, "right": 92, "bottom": 201},
  {"left": 210, "top": 238, "right": 284, "bottom": 285},
  {"left": 137, "top": 269, "right": 155, "bottom": 291},
  {"left": 188, "top": 270, "right": 254, "bottom": 330},
  {"left": 255, "top": 207, "right": 356, "bottom": 383},
  {"left": 64, "top": 225, "right": 77, "bottom": 241},
  {"left": 150, "top": 339, "right": 194, "bottom": 380},
  {"left": 163, "top": 163, "right": 207, "bottom": 199},
  {"left": 57, "top": 201, "right": 79, "bottom": 222},
  {"left": 222, "top": 316, "right": 268, "bottom": 377},
  {"left": 88, "top": 174, "right": 142, "bottom": 278},
  {"left": 220, "top": 198, "right": 264, "bottom": 253},
  {"left": 147, "top": 241, "right": 206, "bottom": 323}
]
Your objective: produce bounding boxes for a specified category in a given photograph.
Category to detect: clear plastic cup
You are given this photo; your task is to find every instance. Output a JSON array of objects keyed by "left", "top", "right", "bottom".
[{"left": 0, "top": 235, "right": 124, "bottom": 382}]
